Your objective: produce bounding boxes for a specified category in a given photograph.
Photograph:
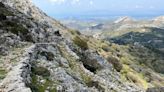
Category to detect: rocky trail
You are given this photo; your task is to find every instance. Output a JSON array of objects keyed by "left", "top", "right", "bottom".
[{"left": 0, "top": 41, "right": 143, "bottom": 92}]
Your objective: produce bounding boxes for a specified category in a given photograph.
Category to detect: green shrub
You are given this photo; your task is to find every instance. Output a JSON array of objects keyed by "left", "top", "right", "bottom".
[
  {"left": 73, "top": 36, "right": 88, "bottom": 50},
  {"left": 30, "top": 74, "right": 57, "bottom": 92},
  {"left": 70, "top": 30, "right": 81, "bottom": 35},
  {"left": 87, "top": 81, "right": 105, "bottom": 92},
  {"left": 32, "top": 66, "right": 50, "bottom": 77},
  {"left": 107, "top": 56, "right": 123, "bottom": 72},
  {"left": 0, "top": 3, "right": 14, "bottom": 16},
  {"left": 0, "top": 69, "right": 6, "bottom": 79},
  {"left": 3, "top": 20, "right": 28, "bottom": 36},
  {"left": 126, "top": 72, "right": 148, "bottom": 89},
  {"left": 5, "top": 21, "right": 28, "bottom": 35}
]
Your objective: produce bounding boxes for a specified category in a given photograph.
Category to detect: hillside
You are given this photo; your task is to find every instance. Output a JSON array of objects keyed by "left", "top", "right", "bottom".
[
  {"left": 0, "top": 0, "right": 153, "bottom": 92},
  {"left": 101, "top": 20, "right": 164, "bottom": 91},
  {"left": 153, "top": 16, "right": 164, "bottom": 23},
  {"left": 61, "top": 15, "right": 164, "bottom": 91}
]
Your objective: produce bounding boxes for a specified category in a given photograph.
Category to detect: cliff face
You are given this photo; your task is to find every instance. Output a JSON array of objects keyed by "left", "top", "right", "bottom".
[{"left": 0, "top": 0, "right": 145, "bottom": 92}]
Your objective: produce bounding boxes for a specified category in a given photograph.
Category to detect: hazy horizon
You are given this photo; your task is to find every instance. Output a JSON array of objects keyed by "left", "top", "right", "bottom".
[{"left": 32, "top": 0, "right": 164, "bottom": 19}]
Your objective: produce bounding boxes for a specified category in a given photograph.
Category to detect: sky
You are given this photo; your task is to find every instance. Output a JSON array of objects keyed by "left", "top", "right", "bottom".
[{"left": 32, "top": 0, "right": 164, "bottom": 19}]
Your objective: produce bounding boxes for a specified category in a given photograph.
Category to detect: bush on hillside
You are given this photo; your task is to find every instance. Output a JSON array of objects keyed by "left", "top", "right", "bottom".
[
  {"left": 73, "top": 36, "right": 88, "bottom": 50},
  {"left": 107, "top": 56, "right": 123, "bottom": 72},
  {"left": 32, "top": 66, "right": 50, "bottom": 77}
]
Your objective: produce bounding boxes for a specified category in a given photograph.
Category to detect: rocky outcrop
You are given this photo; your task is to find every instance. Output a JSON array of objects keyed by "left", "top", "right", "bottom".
[
  {"left": 0, "top": 0, "right": 64, "bottom": 30},
  {"left": 0, "top": 1, "right": 63, "bottom": 56}
]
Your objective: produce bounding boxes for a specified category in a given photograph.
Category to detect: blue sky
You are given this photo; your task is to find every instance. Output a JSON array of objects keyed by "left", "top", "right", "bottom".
[{"left": 32, "top": 0, "right": 164, "bottom": 18}]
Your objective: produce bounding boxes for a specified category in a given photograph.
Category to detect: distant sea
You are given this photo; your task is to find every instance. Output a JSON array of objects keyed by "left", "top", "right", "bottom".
[{"left": 52, "top": 13, "right": 164, "bottom": 21}]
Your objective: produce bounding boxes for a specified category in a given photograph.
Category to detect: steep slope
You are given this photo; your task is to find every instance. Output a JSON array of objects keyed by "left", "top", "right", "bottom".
[
  {"left": 91, "top": 16, "right": 164, "bottom": 91},
  {"left": 0, "top": 0, "right": 144, "bottom": 92},
  {"left": 102, "top": 27, "right": 164, "bottom": 90},
  {"left": 108, "top": 27, "right": 164, "bottom": 73}
]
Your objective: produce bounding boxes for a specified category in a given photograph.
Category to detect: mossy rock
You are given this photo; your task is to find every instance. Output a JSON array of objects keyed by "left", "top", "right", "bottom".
[{"left": 73, "top": 36, "right": 88, "bottom": 50}]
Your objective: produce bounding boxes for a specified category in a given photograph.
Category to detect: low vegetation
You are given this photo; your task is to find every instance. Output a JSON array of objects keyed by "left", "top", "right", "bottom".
[
  {"left": 107, "top": 56, "right": 123, "bottom": 72},
  {"left": 0, "top": 2, "right": 14, "bottom": 16},
  {"left": 31, "top": 66, "right": 50, "bottom": 77},
  {"left": 0, "top": 69, "right": 7, "bottom": 80},
  {"left": 73, "top": 36, "right": 88, "bottom": 50},
  {"left": 69, "top": 29, "right": 81, "bottom": 35},
  {"left": 121, "top": 65, "right": 148, "bottom": 89},
  {"left": 29, "top": 64, "right": 58, "bottom": 92},
  {"left": 30, "top": 74, "right": 57, "bottom": 92}
]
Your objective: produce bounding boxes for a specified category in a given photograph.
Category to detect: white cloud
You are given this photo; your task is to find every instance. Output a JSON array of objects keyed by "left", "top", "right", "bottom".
[
  {"left": 48, "top": 0, "right": 65, "bottom": 4},
  {"left": 135, "top": 5, "right": 143, "bottom": 9},
  {"left": 89, "top": 0, "right": 93, "bottom": 5},
  {"left": 71, "top": 0, "right": 80, "bottom": 5}
]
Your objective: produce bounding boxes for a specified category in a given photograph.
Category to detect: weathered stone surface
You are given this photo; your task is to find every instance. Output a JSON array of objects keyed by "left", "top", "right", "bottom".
[{"left": 0, "top": 45, "right": 35, "bottom": 92}]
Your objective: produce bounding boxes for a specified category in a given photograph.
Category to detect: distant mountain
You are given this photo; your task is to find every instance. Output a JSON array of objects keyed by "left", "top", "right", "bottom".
[
  {"left": 114, "top": 16, "right": 135, "bottom": 24},
  {"left": 89, "top": 23, "right": 104, "bottom": 30},
  {"left": 153, "top": 16, "right": 164, "bottom": 23}
]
